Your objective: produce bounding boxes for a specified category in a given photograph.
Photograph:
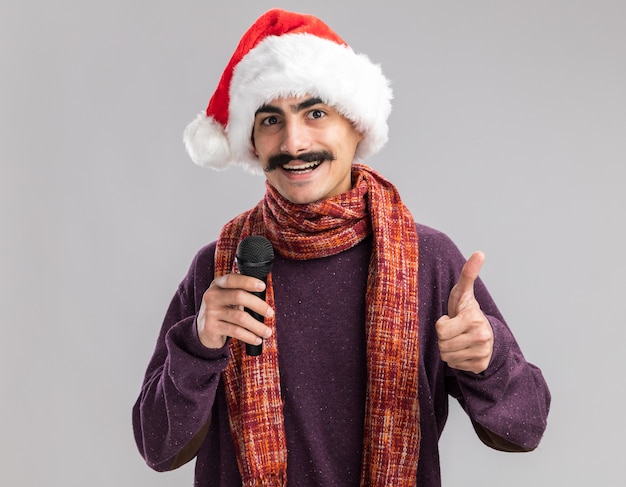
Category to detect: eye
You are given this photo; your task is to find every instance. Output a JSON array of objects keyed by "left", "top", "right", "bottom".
[
  {"left": 308, "top": 109, "right": 326, "bottom": 120},
  {"left": 261, "top": 115, "right": 280, "bottom": 126}
]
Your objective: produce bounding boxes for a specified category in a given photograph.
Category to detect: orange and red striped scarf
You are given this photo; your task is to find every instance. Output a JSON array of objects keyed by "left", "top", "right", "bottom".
[{"left": 214, "top": 163, "right": 420, "bottom": 486}]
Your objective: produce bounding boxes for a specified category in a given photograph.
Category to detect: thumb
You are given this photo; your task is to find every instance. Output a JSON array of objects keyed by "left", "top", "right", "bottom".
[{"left": 448, "top": 251, "right": 485, "bottom": 317}]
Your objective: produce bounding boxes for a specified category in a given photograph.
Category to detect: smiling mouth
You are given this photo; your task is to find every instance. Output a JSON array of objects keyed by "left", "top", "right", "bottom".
[{"left": 282, "top": 160, "right": 323, "bottom": 173}]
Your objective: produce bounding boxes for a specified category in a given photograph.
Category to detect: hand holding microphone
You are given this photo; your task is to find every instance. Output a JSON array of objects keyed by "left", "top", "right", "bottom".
[
  {"left": 196, "top": 236, "right": 275, "bottom": 354},
  {"left": 235, "top": 236, "right": 275, "bottom": 355}
]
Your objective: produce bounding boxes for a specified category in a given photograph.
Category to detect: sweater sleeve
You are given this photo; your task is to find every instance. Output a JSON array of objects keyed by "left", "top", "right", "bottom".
[
  {"left": 417, "top": 224, "right": 551, "bottom": 452},
  {"left": 132, "top": 243, "right": 228, "bottom": 471},
  {"left": 449, "top": 280, "right": 551, "bottom": 451}
]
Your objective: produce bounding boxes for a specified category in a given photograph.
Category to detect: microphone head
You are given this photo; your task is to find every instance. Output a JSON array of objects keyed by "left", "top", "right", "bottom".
[{"left": 236, "top": 235, "right": 274, "bottom": 279}]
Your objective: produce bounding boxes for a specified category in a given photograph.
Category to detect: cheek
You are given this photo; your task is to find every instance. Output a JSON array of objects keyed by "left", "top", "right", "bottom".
[{"left": 251, "top": 134, "right": 274, "bottom": 158}]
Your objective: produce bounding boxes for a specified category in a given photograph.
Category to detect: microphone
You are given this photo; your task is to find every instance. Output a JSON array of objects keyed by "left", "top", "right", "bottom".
[{"left": 235, "top": 236, "right": 275, "bottom": 356}]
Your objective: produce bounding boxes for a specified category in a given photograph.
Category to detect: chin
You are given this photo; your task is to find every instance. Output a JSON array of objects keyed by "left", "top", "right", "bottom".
[{"left": 284, "top": 194, "right": 318, "bottom": 205}]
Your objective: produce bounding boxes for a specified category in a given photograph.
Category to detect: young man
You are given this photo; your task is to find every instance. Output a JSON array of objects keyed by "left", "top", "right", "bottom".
[{"left": 133, "top": 8, "right": 550, "bottom": 486}]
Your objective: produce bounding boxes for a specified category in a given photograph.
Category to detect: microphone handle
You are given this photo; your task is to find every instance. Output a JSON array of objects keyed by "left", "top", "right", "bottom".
[{"left": 245, "top": 288, "right": 266, "bottom": 356}]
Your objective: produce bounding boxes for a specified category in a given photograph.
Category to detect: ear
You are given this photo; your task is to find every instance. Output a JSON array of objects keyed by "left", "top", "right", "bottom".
[{"left": 250, "top": 132, "right": 258, "bottom": 155}]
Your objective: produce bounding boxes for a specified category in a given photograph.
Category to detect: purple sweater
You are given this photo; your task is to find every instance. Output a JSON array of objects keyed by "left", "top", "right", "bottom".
[{"left": 133, "top": 223, "right": 550, "bottom": 486}]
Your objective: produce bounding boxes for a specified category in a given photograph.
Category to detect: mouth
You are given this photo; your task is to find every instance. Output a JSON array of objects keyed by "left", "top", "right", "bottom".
[
  {"left": 265, "top": 150, "right": 335, "bottom": 173},
  {"left": 281, "top": 160, "right": 323, "bottom": 173}
]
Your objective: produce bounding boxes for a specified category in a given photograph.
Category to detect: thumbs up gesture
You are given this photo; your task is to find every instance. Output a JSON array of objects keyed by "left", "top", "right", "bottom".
[{"left": 436, "top": 251, "right": 494, "bottom": 374}]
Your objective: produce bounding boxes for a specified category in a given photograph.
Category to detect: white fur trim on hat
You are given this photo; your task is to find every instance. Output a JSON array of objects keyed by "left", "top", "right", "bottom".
[{"left": 183, "top": 113, "right": 231, "bottom": 170}]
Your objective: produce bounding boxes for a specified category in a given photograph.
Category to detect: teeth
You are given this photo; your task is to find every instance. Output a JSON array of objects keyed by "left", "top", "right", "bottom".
[{"left": 284, "top": 161, "right": 321, "bottom": 171}]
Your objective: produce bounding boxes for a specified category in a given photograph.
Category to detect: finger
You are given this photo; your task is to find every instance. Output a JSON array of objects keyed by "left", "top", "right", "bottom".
[
  {"left": 217, "top": 306, "right": 273, "bottom": 340},
  {"left": 208, "top": 287, "right": 274, "bottom": 320},
  {"left": 211, "top": 273, "right": 266, "bottom": 293},
  {"left": 435, "top": 315, "right": 462, "bottom": 341},
  {"left": 200, "top": 311, "right": 268, "bottom": 349},
  {"left": 438, "top": 328, "right": 484, "bottom": 354},
  {"left": 455, "top": 251, "right": 485, "bottom": 298}
]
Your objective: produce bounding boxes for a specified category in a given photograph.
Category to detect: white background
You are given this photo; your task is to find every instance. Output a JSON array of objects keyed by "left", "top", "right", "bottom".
[{"left": 2, "top": 0, "right": 624, "bottom": 485}]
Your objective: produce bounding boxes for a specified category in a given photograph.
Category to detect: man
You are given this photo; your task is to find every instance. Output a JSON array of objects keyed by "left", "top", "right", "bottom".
[{"left": 133, "top": 8, "right": 550, "bottom": 486}]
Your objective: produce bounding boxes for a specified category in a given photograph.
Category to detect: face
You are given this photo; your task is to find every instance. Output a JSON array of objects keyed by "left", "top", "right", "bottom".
[{"left": 252, "top": 96, "right": 364, "bottom": 204}]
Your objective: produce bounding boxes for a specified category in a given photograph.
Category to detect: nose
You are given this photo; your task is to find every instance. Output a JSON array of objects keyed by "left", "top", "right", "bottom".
[{"left": 280, "top": 118, "right": 311, "bottom": 155}]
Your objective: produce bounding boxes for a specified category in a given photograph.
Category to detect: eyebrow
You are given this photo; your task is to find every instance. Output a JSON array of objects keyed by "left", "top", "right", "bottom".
[{"left": 255, "top": 97, "right": 324, "bottom": 117}]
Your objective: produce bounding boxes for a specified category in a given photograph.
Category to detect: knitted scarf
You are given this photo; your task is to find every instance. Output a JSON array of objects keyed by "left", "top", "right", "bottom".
[{"left": 214, "top": 163, "right": 420, "bottom": 486}]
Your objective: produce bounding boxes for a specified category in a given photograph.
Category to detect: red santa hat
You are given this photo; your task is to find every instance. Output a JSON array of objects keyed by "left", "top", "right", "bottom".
[{"left": 183, "top": 8, "right": 393, "bottom": 173}]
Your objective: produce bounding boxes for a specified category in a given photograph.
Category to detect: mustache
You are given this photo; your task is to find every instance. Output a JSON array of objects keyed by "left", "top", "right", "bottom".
[{"left": 264, "top": 150, "right": 335, "bottom": 172}]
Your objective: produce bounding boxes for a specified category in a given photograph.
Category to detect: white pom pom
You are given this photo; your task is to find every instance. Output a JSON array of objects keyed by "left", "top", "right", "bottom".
[{"left": 183, "top": 113, "right": 231, "bottom": 169}]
